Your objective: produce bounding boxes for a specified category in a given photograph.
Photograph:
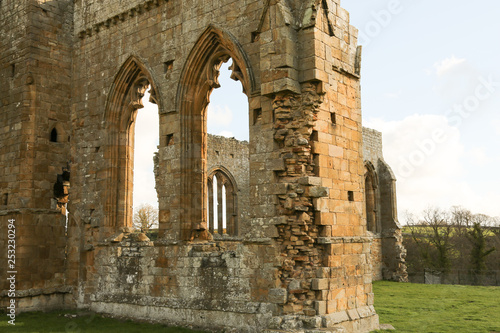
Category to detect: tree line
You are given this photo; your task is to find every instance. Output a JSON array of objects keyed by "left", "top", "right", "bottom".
[{"left": 403, "top": 206, "right": 500, "bottom": 285}]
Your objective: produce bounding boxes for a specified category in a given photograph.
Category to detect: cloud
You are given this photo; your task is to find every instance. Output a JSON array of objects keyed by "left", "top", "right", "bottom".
[
  {"left": 366, "top": 114, "right": 500, "bottom": 218},
  {"left": 465, "top": 147, "right": 489, "bottom": 166},
  {"left": 218, "top": 130, "right": 234, "bottom": 138},
  {"left": 434, "top": 56, "right": 465, "bottom": 77},
  {"left": 431, "top": 57, "right": 484, "bottom": 105},
  {"left": 366, "top": 114, "right": 463, "bottom": 178},
  {"left": 207, "top": 105, "right": 233, "bottom": 127},
  {"left": 366, "top": 115, "right": 462, "bottom": 212}
]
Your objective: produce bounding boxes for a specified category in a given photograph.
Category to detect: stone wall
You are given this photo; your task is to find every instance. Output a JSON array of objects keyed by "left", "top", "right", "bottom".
[
  {"left": 0, "top": 0, "right": 74, "bottom": 311},
  {"left": 204, "top": 129, "right": 408, "bottom": 282},
  {"left": 0, "top": 0, "right": 386, "bottom": 331},
  {"left": 362, "top": 128, "right": 407, "bottom": 282},
  {"left": 207, "top": 134, "right": 250, "bottom": 236}
]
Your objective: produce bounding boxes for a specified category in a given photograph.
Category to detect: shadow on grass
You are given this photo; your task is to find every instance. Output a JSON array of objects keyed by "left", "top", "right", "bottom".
[{"left": 1, "top": 310, "right": 207, "bottom": 333}]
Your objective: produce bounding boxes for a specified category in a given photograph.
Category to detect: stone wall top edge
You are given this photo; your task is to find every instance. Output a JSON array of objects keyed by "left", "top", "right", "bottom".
[
  {"left": 208, "top": 133, "right": 249, "bottom": 145},
  {"left": 74, "top": 0, "right": 166, "bottom": 39},
  {"left": 0, "top": 208, "right": 66, "bottom": 216},
  {"left": 362, "top": 127, "right": 381, "bottom": 136}
]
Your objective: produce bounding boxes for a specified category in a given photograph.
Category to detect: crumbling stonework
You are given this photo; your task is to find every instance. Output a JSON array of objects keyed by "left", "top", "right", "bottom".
[
  {"left": 0, "top": 0, "right": 399, "bottom": 331},
  {"left": 205, "top": 129, "right": 408, "bottom": 282}
]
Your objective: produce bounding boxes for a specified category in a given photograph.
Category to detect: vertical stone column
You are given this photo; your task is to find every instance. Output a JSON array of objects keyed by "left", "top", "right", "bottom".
[
  {"left": 225, "top": 184, "right": 234, "bottom": 235},
  {"left": 208, "top": 178, "right": 214, "bottom": 234},
  {"left": 217, "top": 178, "right": 224, "bottom": 233}
]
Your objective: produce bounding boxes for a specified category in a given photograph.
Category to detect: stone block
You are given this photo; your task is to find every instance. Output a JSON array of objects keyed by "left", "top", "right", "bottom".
[
  {"left": 307, "top": 186, "right": 329, "bottom": 198},
  {"left": 347, "top": 309, "right": 360, "bottom": 320},
  {"left": 323, "top": 311, "right": 349, "bottom": 328},
  {"left": 311, "top": 278, "right": 329, "bottom": 290},
  {"left": 314, "top": 300, "right": 327, "bottom": 315},
  {"left": 266, "top": 158, "right": 285, "bottom": 171},
  {"left": 268, "top": 288, "right": 287, "bottom": 304},
  {"left": 302, "top": 316, "right": 322, "bottom": 328}
]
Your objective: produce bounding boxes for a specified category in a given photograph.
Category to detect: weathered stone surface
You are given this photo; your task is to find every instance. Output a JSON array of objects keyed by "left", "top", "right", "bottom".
[
  {"left": 323, "top": 311, "right": 350, "bottom": 328},
  {"left": 0, "top": 0, "right": 397, "bottom": 332},
  {"left": 363, "top": 128, "right": 408, "bottom": 282},
  {"left": 312, "top": 278, "right": 329, "bottom": 290},
  {"left": 269, "top": 288, "right": 288, "bottom": 304},
  {"left": 379, "top": 324, "right": 396, "bottom": 330}
]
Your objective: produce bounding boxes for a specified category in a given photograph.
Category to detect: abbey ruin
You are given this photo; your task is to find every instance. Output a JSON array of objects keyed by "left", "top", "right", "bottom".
[{"left": 0, "top": 0, "right": 406, "bottom": 332}]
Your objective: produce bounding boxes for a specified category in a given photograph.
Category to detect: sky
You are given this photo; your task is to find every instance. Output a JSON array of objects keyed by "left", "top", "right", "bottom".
[
  {"left": 341, "top": 0, "right": 500, "bottom": 218},
  {"left": 134, "top": 0, "right": 500, "bottom": 220},
  {"left": 132, "top": 61, "right": 248, "bottom": 215}
]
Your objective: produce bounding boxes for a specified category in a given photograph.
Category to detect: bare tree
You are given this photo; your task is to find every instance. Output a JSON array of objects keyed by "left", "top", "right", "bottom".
[
  {"left": 405, "top": 207, "right": 454, "bottom": 275},
  {"left": 404, "top": 206, "right": 500, "bottom": 284},
  {"left": 133, "top": 203, "right": 158, "bottom": 233}
]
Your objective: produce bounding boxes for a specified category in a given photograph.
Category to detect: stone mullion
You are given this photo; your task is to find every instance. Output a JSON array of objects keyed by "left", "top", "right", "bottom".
[
  {"left": 208, "top": 178, "right": 214, "bottom": 234},
  {"left": 225, "top": 184, "right": 234, "bottom": 235},
  {"left": 217, "top": 175, "right": 223, "bottom": 234}
]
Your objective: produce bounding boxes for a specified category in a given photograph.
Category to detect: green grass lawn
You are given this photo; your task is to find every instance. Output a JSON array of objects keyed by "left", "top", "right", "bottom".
[
  {"left": 0, "top": 310, "right": 205, "bottom": 333},
  {"left": 373, "top": 281, "right": 500, "bottom": 333},
  {"left": 2, "top": 283, "right": 499, "bottom": 332}
]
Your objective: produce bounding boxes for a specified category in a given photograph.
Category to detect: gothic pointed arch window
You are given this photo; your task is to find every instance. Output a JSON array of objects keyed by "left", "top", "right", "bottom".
[
  {"left": 50, "top": 127, "right": 58, "bottom": 142},
  {"left": 176, "top": 25, "right": 255, "bottom": 240},
  {"left": 365, "top": 162, "right": 379, "bottom": 233},
  {"left": 102, "top": 56, "right": 160, "bottom": 237},
  {"left": 207, "top": 168, "right": 238, "bottom": 236}
]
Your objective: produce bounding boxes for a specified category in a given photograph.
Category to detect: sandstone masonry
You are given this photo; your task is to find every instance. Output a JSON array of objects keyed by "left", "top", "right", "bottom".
[{"left": 0, "top": 1, "right": 407, "bottom": 332}]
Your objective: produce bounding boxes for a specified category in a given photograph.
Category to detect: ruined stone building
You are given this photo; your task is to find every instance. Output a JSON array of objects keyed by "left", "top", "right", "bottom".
[
  {"left": 1, "top": 0, "right": 406, "bottom": 332},
  {"left": 206, "top": 132, "right": 407, "bottom": 283}
]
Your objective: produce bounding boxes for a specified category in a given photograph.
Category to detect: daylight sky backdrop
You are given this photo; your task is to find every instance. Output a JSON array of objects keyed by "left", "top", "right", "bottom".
[{"left": 134, "top": 0, "right": 500, "bottom": 220}]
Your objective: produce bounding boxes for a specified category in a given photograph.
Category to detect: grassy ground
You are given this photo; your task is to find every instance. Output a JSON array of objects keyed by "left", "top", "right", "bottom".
[
  {"left": 0, "top": 310, "right": 205, "bottom": 333},
  {"left": 2, "top": 283, "right": 499, "bottom": 332},
  {"left": 373, "top": 281, "right": 500, "bottom": 333}
]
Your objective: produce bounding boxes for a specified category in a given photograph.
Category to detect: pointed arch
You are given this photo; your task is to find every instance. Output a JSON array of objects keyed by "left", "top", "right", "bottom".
[
  {"left": 365, "top": 161, "right": 379, "bottom": 233},
  {"left": 49, "top": 122, "right": 68, "bottom": 143},
  {"left": 207, "top": 166, "right": 239, "bottom": 236},
  {"left": 101, "top": 56, "right": 160, "bottom": 236},
  {"left": 175, "top": 25, "right": 254, "bottom": 240}
]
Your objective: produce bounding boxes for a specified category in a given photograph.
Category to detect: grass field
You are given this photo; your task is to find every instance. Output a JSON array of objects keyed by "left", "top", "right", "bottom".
[
  {"left": 373, "top": 281, "right": 500, "bottom": 333},
  {"left": 2, "top": 282, "right": 499, "bottom": 332}
]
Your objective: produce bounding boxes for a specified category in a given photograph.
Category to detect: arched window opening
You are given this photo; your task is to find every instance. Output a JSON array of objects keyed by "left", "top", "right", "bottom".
[
  {"left": 365, "top": 164, "right": 378, "bottom": 233},
  {"left": 203, "top": 56, "right": 248, "bottom": 238},
  {"left": 132, "top": 88, "right": 160, "bottom": 232},
  {"left": 207, "top": 170, "right": 237, "bottom": 236},
  {"left": 102, "top": 56, "right": 161, "bottom": 238},
  {"left": 207, "top": 58, "right": 249, "bottom": 140},
  {"left": 50, "top": 127, "right": 58, "bottom": 142},
  {"left": 177, "top": 26, "right": 255, "bottom": 240}
]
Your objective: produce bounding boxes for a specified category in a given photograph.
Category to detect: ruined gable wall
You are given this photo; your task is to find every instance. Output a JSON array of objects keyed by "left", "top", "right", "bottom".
[
  {"left": 68, "top": 0, "right": 380, "bottom": 331},
  {"left": 362, "top": 127, "right": 407, "bottom": 282},
  {"left": 362, "top": 128, "right": 384, "bottom": 280},
  {"left": 0, "top": 0, "right": 385, "bottom": 330},
  {"left": 68, "top": 1, "right": 281, "bottom": 331}
]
